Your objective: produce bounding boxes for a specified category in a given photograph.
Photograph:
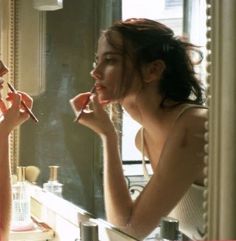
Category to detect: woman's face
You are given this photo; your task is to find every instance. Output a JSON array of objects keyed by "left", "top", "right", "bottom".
[
  {"left": 0, "top": 60, "right": 9, "bottom": 92},
  {"left": 91, "top": 32, "right": 137, "bottom": 103}
]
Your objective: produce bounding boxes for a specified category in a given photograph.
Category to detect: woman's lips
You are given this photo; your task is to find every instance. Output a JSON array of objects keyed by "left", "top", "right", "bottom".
[{"left": 95, "top": 83, "right": 106, "bottom": 91}]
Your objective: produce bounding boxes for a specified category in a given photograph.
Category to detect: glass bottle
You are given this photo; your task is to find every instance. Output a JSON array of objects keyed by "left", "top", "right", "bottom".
[
  {"left": 43, "top": 165, "right": 63, "bottom": 197},
  {"left": 11, "top": 166, "right": 32, "bottom": 231}
]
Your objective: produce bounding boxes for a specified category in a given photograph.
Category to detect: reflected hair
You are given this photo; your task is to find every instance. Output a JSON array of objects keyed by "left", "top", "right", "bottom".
[{"left": 102, "top": 18, "right": 205, "bottom": 107}]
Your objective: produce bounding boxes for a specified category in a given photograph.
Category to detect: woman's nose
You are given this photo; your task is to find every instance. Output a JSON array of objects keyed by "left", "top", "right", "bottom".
[{"left": 90, "top": 67, "right": 102, "bottom": 79}]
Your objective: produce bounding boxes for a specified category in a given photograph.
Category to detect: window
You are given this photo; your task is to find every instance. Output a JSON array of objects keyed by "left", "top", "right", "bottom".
[
  {"left": 121, "top": 0, "right": 207, "bottom": 175},
  {"left": 165, "top": 0, "right": 182, "bottom": 9}
]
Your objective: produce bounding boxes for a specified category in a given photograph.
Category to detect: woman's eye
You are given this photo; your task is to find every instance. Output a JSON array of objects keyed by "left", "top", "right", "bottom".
[
  {"left": 105, "top": 57, "right": 116, "bottom": 64},
  {"left": 93, "top": 55, "right": 119, "bottom": 68}
]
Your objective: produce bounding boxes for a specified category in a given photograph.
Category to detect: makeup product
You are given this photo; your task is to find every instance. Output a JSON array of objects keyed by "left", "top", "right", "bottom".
[
  {"left": 159, "top": 217, "right": 182, "bottom": 241},
  {"left": 11, "top": 166, "right": 34, "bottom": 231},
  {"left": 0, "top": 60, "right": 9, "bottom": 77},
  {"left": 7, "top": 82, "right": 39, "bottom": 123},
  {"left": 43, "top": 165, "right": 63, "bottom": 197},
  {"left": 25, "top": 165, "right": 40, "bottom": 184},
  {"left": 74, "top": 85, "right": 96, "bottom": 122},
  {"left": 80, "top": 221, "right": 99, "bottom": 241}
]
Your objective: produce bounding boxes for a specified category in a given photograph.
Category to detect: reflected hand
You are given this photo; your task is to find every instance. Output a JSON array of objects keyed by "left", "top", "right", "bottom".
[{"left": 0, "top": 91, "right": 33, "bottom": 135}]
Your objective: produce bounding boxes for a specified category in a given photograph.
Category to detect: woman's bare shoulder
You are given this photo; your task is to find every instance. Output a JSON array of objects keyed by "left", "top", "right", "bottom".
[
  {"left": 175, "top": 106, "right": 208, "bottom": 130},
  {"left": 161, "top": 106, "right": 207, "bottom": 172}
]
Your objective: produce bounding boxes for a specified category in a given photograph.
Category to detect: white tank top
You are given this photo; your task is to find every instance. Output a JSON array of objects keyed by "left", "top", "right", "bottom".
[{"left": 168, "top": 183, "right": 205, "bottom": 240}]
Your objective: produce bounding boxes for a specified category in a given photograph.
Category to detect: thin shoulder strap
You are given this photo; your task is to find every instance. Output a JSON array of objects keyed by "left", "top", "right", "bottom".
[
  {"left": 140, "top": 104, "right": 207, "bottom": 180},
  {"left": 173, "top": 104, "right": 208, "bottom": 124},
  {"left": 141, "top": 127, "right": 150, "bottom": 180},
  {"left": 159, "top": 104, "right": 208, "bottom": 163}
]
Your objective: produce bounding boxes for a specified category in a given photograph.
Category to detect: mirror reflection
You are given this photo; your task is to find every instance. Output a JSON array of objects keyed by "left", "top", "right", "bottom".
[{"left": 16, "top": 0, "right": 208, "bottom": 240}]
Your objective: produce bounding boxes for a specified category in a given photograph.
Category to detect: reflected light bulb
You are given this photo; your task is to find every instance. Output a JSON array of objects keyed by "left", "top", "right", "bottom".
[{"left": 33, "top": 0, "right": 63, "bottom": 11}]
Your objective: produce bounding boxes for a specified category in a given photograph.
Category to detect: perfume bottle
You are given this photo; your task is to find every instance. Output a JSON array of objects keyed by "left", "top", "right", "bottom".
[
  {"left": 11, "top": 166, "right": 33, "bottom": 231},
  {"left": 43, "top": 165, "right": 63, "bottom": 197}
]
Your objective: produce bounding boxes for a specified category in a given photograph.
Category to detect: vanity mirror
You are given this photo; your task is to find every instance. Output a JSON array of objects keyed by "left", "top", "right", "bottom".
[{"left": 1, "top": 0, "right": 236, "bottom": 240}]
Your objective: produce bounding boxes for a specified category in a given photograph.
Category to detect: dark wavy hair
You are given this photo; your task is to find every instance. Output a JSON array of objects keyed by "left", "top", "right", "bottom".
[{"left": 102, "top": 18, "right": 205, "bottom": 107}]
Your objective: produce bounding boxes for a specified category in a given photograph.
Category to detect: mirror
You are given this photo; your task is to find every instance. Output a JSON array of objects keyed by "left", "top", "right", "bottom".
[
  {"left": 0, "top": 0, "right": 220, "bottom": 239},
  {"left": 12, "top": 0, "right": 121, "bottom": 219}
]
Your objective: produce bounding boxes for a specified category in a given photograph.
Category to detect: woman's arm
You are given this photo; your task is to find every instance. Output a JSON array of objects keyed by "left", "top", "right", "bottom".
[
  {"left": 0, "top": 132, "right": 12, "bottom": 241},
  {"left": 0, "top": 92, "right": 33, "bottom": 241},
  {"left": 71, "top": 93, "right": 206, "bottom": 240},
  {"left": 102, "top": 111, "right": 205, "bottom": 240},
  {"left": 101, "top": 132, "right": 133, "bottom": 225},
  {"left": 70, "top": 93, "right": 133, "bottom": 224}
]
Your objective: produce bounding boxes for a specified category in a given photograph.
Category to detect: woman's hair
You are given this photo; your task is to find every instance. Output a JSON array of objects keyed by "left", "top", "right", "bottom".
[{"left": 102, "top": 18, "right": 205, "bottom": 106}]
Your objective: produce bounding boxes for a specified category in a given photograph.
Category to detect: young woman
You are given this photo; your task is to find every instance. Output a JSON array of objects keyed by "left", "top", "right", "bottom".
[
  {"left": 70, "top": 18, "right": 207, "bottom": 240},
  {"left": 0, "top": 69, "right": 33, "bottom": 241}
]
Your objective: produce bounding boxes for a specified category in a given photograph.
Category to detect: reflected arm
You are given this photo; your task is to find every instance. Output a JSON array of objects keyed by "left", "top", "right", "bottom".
[
  {"left": 0, "top": 131, "right": 11, "bottom": 241},
  {"left": 0, "top": 91, "right": 33, "bottom": 240}
]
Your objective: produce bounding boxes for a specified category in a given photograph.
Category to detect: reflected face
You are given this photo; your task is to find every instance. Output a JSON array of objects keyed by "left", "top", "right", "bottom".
[
  {"left": 0, "top": 60, "right": 9, "bottom": 90},
  {"left": 91, "top": 33, "right": 125, "bottom": 103}
]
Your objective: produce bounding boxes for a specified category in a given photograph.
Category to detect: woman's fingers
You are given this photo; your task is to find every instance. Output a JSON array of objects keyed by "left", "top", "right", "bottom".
[
  {"left": 6, "top": 91, "right": 33, "bottom": 110},
  {"left": 70, "top": 92, "right": 91, "bottom": 115},
  {"left": 89, "top": 94, "right": 103, "bottom": 112},
  {"left": 5, "top": 93, "right": 30, "bottom": 122},
  {"left": 6, "top": 92, "right": 33, "bottom": 122},
  {"left": 0, "top": 99, "right": 7, "bottom": 113},
  {"left": 18, "top": 91, "right": 33, "bottom": 109}
]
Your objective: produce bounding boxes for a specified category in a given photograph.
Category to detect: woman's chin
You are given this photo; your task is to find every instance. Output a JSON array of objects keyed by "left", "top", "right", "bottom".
[
  {"left": 99, "top": 99, "right": 111, "bottom": 105},
  {"left": 98, "top": 94, "right": 111, "bottom": 105}
]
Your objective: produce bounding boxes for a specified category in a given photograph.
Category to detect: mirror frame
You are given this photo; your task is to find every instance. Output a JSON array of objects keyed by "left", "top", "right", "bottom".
[
  {"left": 206, "top": 0, "right": 236, "bottom": 239},
  {"left": 0, "top": 0, "right": 20, "bottom": 172},
  {"left": 1, "top": 0, "right": 236, "bottom": 239}
]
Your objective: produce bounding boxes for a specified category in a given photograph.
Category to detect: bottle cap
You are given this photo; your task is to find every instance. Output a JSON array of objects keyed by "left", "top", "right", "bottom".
[
  {"left": 160, "top": 217, "right": 179, "bottom": 240},
  {"left": 17, "top": 166, "right": 26, "bottom": 182},
  {"left": 80, "top": 221, "right": 99, "bottom": 241},
  {"left": 49, "top": 166, "right": 59, "bottom": 181}
]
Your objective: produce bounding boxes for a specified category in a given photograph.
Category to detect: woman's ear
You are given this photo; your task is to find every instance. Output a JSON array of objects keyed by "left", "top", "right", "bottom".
[{"left": 144, "top": 60, "right": 166, "bottom": 83}]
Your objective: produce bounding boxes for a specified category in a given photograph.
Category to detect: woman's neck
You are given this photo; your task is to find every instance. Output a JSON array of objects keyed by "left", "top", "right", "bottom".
[
  {"left": 121, "top": 89, "right": 185, "bottom": 138},
  {"left": 121, "top": 86, "right": 164, "bottom": 121}
]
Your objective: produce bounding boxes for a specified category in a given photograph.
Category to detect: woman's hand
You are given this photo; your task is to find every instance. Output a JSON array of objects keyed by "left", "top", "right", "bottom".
[
  {"left": 0, "top": 91, "right": 33, "bottom": 136},
  {"left": 70, "top": 92, "right": 116, "bottom": 137}
]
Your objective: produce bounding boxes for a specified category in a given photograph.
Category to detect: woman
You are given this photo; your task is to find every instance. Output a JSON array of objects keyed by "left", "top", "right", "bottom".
[
  {"left": 0, "top": 64, "right": 33, "bottom": 241},
  {"left": 70, "top": 18, "right": 207, "bottom": 240}
]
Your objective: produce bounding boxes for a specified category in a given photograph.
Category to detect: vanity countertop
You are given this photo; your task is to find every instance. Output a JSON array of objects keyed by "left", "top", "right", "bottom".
[{"left": 10, "top": 217, "right": 54, "bottom": 241}]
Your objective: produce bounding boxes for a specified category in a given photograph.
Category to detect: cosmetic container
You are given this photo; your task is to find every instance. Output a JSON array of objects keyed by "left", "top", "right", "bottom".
[
  {"left": 11, "top": 166, "right": 33, "bottom": 231},
  {"left": 80, "top": 221, "right": 99, "bottom": 241},
  {"left": 43, "top": 165, "right": 63, "bottom": 197},
  {"left": 159, "top": 217, "right": 182, "bottom": 241}
]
